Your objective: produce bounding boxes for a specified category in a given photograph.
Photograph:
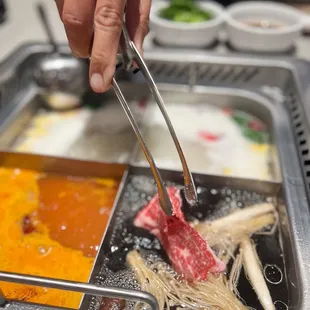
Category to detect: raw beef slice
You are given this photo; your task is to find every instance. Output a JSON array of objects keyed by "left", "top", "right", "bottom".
[{"left": 134, "top": 186, "right": 226, "bottom": 281}]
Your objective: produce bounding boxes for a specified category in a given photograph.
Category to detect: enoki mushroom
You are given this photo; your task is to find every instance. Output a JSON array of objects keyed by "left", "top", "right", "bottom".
[
  {"left": 193, "top": 203, "right": 277, "bottom": 256},
  {"left": 128, "top": 203, "right": 278, "bottom": 310},
  {"left": 193, "top": 203, "right": 276, "bottom": 246},
  {"left": 195, "top": 202, "right": 278, "bottom": 310},
  {"left": 194, "top": 203, "right": 275, "bottom": 231},
  {"left": 127, "top": 250, "right": 246, "bottom": 310}
]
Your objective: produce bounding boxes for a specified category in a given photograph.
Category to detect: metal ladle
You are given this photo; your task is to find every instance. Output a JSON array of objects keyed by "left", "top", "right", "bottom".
[{"left": 33, "top": 2, "right": 88, "bottom": 111}]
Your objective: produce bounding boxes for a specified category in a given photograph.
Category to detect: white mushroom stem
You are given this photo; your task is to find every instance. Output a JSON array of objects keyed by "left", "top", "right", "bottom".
[
  {"left": 241, "top": 237, "right": 275, "bottom": 310},
  {"left": 194, "top": 203, "right": 275, "bottom": 234},
  {"left": 193, "top": 203, "right": 276, "bottom": 250},
  {"left": 229, "top": 252, "right": 242, "bottom": 297}
]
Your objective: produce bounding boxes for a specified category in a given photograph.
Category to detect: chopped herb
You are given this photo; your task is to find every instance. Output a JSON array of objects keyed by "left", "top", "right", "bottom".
[
  {"left": 232, "top": 113, "right": 249, "bottom": 127},
  {"left": 159, "top": 0, "right": 213, "bottom": 23},
  {"left": 231, "top": 110, "right": 269, "bottom": 144},
  {"left": 242, "top": 128, "right": 267, "bottom": 144}
]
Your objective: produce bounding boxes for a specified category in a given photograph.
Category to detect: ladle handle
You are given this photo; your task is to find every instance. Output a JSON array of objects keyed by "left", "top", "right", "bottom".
[{"left": 36, "top": 2, "right": 58, "bottom": 53}]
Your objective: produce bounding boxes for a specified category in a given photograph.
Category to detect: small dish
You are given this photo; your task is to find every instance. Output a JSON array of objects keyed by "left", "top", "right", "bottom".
[
  {"left": 225, "top": 1, "right": 303, "bottom": 52},
  {"left": 150, "top": 1, "right": 225, "bottom": 48}
]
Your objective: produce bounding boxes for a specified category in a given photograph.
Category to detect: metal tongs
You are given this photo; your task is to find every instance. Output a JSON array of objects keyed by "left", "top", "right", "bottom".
[{"left": 113, "top": 24, "right": 197, "bottom": 216}]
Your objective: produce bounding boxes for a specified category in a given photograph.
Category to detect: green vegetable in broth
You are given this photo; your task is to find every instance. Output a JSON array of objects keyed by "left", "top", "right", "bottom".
[
  {"left": 231, "top": 111, "right": 268, "bottom": 144},
  {"left": 159, "top": 0, "right": 213, "bottom": 23}
]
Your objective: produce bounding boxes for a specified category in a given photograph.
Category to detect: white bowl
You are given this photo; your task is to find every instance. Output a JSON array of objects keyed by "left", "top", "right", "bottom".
[
  {"left": 150, "top": 1, "right": 225, "bottom": 48},
  {"left": 225, "top": 1, "right": 303, "bottom": 52}
]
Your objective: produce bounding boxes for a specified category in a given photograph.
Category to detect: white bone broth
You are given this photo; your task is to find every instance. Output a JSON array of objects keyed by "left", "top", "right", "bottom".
[
  {"left": 134, "top": 101, "right": 274, "bottom": 181},
  {"left": 12, "top": 96, "right": 276, "bottom": 181},
  {"left": 12, "top": 99, "right": 145, "bottom": 163}
]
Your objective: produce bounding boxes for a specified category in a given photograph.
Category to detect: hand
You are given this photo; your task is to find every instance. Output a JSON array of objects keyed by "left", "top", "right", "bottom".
[{"left": 55, "top": 0, "right": 151, "bottom": 93}]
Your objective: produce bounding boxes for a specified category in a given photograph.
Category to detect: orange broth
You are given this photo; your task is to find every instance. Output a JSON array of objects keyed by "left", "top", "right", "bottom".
[{"left": 0, "top": 167, "right": 119, "bottom": 309}]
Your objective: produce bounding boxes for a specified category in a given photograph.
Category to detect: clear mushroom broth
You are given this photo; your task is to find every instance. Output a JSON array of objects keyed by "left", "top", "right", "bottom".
[{"left": 88, "top": 175, "right": 288, "bottom": 310}]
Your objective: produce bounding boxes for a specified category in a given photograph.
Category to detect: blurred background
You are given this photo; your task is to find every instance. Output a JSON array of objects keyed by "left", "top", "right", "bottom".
[{"left": 1, "top": 0, "right": 310, "bottom": 62}]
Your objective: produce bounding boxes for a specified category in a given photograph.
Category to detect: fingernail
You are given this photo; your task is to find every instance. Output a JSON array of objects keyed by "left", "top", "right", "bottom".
[{"left": 90, "top": 73, "right": 104, "bottom": 93}]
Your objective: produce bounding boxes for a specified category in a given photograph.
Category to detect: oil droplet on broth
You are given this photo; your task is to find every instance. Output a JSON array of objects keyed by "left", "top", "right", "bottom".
[
  {"left": 274, "top": 300, "right": 288, "bottom": 310},
  {"left": 99, "top": 207, "right": 109, "bottom": 215},
  {"left": 37, "top": 245, "right": 52, "bottom": 256},
  {"left": 111, "top": 245, "right": 119, "bottom": 253},
  {"left": 263, "top": 264, "right": 283, "bottom": 284}
]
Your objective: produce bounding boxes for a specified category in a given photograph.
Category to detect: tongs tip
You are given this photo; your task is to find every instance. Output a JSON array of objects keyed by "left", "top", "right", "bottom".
[
  {"left": 160, "top": 200, "right": 173, "bottom": 217},
  {"left": 184, "top": 183, "right": 198, "bottom": 207},
  {"left": 159, "top": 182, "right": 197, "bottom": 217}
]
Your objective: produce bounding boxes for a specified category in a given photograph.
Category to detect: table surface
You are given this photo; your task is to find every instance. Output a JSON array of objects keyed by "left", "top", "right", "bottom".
[{"left": 2, "top": 0, "right": 310, "bottom": 63}]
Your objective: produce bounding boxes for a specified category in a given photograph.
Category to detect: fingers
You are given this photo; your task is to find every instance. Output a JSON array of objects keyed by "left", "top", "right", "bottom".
[
  {"left": 89, "top": 0, "right": 126, "bottom": 93},
  {"left": 55, "top": 0, "right": 151, "bottom": 93},
  {"left": 126, "top": 0, "right": 151, "bottom": 55},
  {"left": 56, "top": 0, "right": 96, "bottom": 58}
]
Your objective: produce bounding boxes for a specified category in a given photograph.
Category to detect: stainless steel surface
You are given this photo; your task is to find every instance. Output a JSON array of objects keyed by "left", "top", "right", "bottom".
[
  {"left": 33, "top": 3, "right": 88, "bottom": 111},
  {"left": 0, "top": 151, "right": 127, "bottom": 178},
  {"left": 116, "top": 24, "right": 197, "bottom": 206},
  {"left": 120, "top": 24, "right": 135, "bottom": 71},
  {"left": 81, "top": 166, "right": 294, "bottom": 310},
  {"left": 0, "top": 44, "right": 310, "bottom": 309},
  {"left": 112, "top": 77, "right": 173, "bottom": 216},
  {"left": 36, "top": 3, "right": 57, "bottom": 54},
  {"left": 0, "top": 289, "right": 6, "bottom": 307},
  {"left": 131, "top": 41, "right": 198, "bottom": 206},
  {"left": 0, "top": 272, "right": 158, "bottom": 310}
]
